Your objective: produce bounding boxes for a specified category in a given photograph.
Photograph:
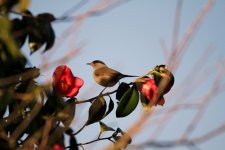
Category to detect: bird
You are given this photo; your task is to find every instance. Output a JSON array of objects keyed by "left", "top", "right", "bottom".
[
  {"left": 151, "top": 64, "right": 174, "bottom": 95},
  {"left": 87, "top": 60, "right": 138, "bottom": 87}
]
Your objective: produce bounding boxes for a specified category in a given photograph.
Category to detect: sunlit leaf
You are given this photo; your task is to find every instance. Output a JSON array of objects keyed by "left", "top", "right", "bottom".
[
  {"left": 18, "top": 0, "right": 30, "bottom": 12},
  {"left": 86, "top": 96, "right": 106, "bottom": 125},
  {"left": 99, "top": 122, "right": 115, "bottom": 133},
  {"left": 116, "top": 85, "right": 139, "bottom": 117}
]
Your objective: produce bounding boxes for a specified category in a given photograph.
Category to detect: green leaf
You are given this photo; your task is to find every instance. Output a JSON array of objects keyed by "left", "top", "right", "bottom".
[
  {"left": 99, "top": 122, "right": 115, "bottom": 133},
  {"left": 116, "top": 82, "right": 130, "bottom": 101},
  {"left": 116, "top": 85, "right": 139, "bottom": 118},
  {"left": 86, "top": 96, "right": 107, "bottom": 125}
]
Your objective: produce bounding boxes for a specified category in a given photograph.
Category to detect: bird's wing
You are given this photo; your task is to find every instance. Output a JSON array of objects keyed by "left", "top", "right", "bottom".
[
  {"left": 94, "top": 67, "right": 122, "bottom": 87},
  {"left": 95, "top": 67, "right": 120, "bottom": 77}
]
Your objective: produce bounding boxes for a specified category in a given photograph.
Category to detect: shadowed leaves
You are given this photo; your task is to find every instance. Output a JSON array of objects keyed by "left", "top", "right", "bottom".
[
  {"left": 86, "top": 96, "right": 107, "bottom": 125},
  {"left": 86, "top": 96, "right": 114, "bottom": 125},
  {"left": 10, "top": 10, "right": 56, "bottom": 54}
]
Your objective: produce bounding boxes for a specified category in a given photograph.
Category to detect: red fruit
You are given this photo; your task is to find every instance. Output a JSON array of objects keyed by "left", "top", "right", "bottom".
[{"left": 53, "top": 144, "right": 65, "bottom": 150}]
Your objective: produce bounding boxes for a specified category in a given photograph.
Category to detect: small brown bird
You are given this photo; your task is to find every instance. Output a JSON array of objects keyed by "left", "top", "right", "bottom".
[{"left": 87, "top": 60, "right": 138, "bottom": 87}]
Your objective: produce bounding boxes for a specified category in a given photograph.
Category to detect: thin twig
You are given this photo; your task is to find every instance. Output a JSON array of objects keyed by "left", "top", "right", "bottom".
[
  {"left": 168, "top": 0, "right": 215, "bottom": 71},
  {"left": 134, "top": 122, "right": 225, "bottom": 149},
  {"left": 180, "top": 59, "right": 225, "bottom": 140},
  {"left": 171, "top": 0, "right": 182, "bottom": 52},
  {"left": 60, "top": 0, "right": 88, "bottom": 19},
  {"left": 77, "top": 135, "right": 114, "bottom": 146},
  {"left": 75, "top": 89, "right": 117, "bottom": 104},
  {"left": 73, "top": 123, "right": 86, "bottom": 136}
]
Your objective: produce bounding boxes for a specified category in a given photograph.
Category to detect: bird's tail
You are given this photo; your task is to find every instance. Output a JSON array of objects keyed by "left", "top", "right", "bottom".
[{"left": 122, "top": 74, "right": 139, "bottom": 78}]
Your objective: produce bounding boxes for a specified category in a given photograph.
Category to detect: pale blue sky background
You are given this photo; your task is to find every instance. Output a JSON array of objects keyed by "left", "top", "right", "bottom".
[{"left": 22, "top": 0, "right": 225, "bottom": 149}]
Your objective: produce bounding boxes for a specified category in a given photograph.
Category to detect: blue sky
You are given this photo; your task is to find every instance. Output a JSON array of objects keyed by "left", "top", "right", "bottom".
[{"left": 24, "top": 0, "right": 225, "bottom": 149}]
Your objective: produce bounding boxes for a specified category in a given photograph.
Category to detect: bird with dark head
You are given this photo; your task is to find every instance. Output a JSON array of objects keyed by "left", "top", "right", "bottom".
[{"left": 87, "top": 60, "right": 138, "bottom": 87}]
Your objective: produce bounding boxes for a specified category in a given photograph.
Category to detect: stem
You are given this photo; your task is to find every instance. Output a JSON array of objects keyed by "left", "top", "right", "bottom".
[
  {"left": 77, "top": 135, "right": 114, "bottom": 146},
  {"left": 75, "top": 82, "right": 135, "bottom": 104},
  {"left": 75, "top": 89, "right": 118, "bottom": 104},
  {"left": 97, "top": 132, "right": 102, "bottom": 139},
  {"left": 73, "top": 123, "right": 86, "bottom": 136},
  {"left": 66, "top": 135, "right": 115, "bottom": 149}
]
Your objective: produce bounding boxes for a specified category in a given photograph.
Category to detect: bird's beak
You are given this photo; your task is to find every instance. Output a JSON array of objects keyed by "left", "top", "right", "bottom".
[{"left": 86, "top": 62, "right": 91, "bottom": 65}]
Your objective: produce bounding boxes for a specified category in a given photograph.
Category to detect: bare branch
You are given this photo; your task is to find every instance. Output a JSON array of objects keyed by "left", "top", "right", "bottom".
[{"left": 168, "top": 0, "right": 215, "bottom": 71}]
